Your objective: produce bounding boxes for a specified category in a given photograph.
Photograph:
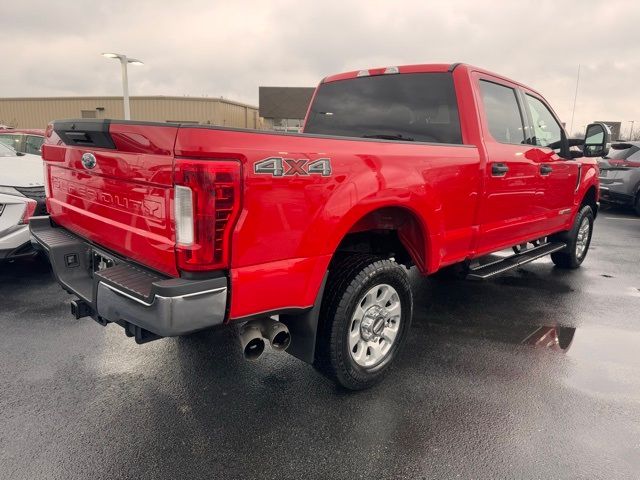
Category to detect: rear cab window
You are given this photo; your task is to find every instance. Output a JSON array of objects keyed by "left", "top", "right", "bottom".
[
  {"left": 304, "top": 72, "right": 463, "bottom": 144},
  {"left": 604, "top": 144, "right": 640, "bottom": 167},
  {"left": 607, "top": 144, "right": 640, "bottom": 160}
]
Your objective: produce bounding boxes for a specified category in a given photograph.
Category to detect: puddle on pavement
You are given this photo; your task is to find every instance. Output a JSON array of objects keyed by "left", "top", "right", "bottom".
[
  {"left": 562, "top": 326, "right": 640, "bottom": 400},
  {"left": 427, "top": 320, "right": 577, "bottom": 353},
  {"left": 429, "top": 319, "right": 640, "bottom": 401}
]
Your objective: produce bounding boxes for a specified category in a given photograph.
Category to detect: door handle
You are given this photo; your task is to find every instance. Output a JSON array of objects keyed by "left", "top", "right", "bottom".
[
  {"left": 540, "top": 164, "right": 553, "bottom": 175},
  {"left": 491, "top": 163, "right": 509, "bottom": 176}
]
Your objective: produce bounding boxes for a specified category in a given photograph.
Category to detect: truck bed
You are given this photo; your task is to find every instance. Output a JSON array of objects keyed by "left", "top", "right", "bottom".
[{"left": 44, "top": 119, "right": 480, "bottom": 318}]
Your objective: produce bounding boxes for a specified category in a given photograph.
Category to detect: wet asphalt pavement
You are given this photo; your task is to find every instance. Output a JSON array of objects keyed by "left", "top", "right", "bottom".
[{"left": 1, "top": 208, "right": 639, "bottom": 479}]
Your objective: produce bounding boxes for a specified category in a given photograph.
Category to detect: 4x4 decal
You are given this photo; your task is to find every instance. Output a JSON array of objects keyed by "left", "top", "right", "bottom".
[{"left": 254, "top": 157, "right": 332, "bottom": 177}]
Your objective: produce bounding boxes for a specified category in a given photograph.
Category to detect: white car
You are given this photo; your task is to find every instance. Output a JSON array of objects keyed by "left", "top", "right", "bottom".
[{"left": 0, "top": 143, "right": 45, "bottom": 261}]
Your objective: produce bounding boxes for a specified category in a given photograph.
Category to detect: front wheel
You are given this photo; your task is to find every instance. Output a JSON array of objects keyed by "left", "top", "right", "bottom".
[
  {"left": 314, "top": 254, "right": 413, "bottom": 390},
  {"left": 550, "top": 205, "right": 594, "bottom": 269}
]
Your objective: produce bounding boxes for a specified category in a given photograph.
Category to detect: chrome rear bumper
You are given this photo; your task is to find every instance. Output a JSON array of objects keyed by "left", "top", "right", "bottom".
[{"left": 30, "top": 216, "right": 227, "bottom": 338}]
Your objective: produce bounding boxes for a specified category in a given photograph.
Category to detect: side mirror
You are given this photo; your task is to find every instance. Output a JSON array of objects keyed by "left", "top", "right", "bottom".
[{"left": 583, "top": 122, "right": 610, "bottom": 157}]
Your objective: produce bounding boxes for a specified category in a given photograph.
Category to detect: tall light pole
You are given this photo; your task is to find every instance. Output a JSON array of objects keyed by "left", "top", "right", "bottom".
[
  {"left": 101, "top": 53, "right": 144, "bottom": 120},
  {"left": 628, "top": 120, "right": 636, "bottom": 141}
]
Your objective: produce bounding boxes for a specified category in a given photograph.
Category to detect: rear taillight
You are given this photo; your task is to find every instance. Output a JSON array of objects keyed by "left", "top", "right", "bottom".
[
  {"left": 174, "top": 186, "right": 195, "bottom": 245},
  {"left": 19, "top": 199, "right": 37, "bottom": 225},
  {"left": 173, "top": 159, "right": 241, "bottom": 272}
]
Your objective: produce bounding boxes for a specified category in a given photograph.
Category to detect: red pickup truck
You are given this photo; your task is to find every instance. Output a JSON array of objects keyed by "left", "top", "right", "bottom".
[{"left": 31, "top": 63, "right": 608, "bottom": 389}]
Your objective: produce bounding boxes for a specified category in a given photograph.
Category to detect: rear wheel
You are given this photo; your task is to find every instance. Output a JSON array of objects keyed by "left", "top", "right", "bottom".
[
  {"left": 550, "top": 205, "right": 594, "bottom": 269},
  {"left": 634, "top": 193, "right": 640, "bottom": 216},
  {"left": 314, "top": 254, "right": 413, "bottom": 390}
]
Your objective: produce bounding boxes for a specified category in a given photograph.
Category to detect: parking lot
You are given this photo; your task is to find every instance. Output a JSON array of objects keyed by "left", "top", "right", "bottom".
[{"left": 0, "top": 208, "right": 638, "bottom": 479}]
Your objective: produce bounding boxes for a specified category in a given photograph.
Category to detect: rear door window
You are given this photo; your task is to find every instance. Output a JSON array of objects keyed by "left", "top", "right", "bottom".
[
  {"left": 479, "top": 80, "right": 525, "bottom": 144},
  {"left": 304, "top": 72, "right": 463, "bottom": 144}
]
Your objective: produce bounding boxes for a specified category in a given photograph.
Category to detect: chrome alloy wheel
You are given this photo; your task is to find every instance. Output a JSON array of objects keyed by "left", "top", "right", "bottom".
[
  {"left": 349, "top": 284, "right": 401, "bottom": 368},
  {"left": 575, "top": 216, "right": 591, "bottom": 259}
]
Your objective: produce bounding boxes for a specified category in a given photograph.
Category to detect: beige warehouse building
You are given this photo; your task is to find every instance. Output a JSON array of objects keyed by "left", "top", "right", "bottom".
[{"left": 0, "top": 96, "right": 259, "bottom": 130}]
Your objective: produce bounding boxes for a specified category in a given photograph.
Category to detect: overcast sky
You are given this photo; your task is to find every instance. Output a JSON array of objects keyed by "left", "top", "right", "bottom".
[{"left": 2, "top": 0, "right": 639, "bottom": 136}]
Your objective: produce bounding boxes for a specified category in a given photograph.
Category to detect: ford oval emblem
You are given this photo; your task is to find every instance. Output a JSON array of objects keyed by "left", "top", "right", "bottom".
[{"left": 81, "top": 152, "right": 97, "bottom": 169}]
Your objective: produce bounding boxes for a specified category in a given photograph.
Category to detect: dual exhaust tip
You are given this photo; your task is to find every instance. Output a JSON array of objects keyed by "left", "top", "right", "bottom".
[{"left": 239, "top": 318, "right": 291, "bottom": 360}]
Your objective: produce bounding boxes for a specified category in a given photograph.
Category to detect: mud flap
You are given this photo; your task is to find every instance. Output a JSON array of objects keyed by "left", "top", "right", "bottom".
[{"left": 279, "top": 272, "right": 328, "bottom": 364}]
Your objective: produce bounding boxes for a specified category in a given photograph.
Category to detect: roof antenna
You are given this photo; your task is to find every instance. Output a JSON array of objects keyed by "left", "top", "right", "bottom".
[{"left": 569, "top": 64, "right": 581, "bottom": 135}]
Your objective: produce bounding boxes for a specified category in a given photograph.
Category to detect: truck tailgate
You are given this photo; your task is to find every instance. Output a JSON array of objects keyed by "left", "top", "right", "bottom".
[{"left": 43, "top": 122, "right": 179, "bottom": 276}]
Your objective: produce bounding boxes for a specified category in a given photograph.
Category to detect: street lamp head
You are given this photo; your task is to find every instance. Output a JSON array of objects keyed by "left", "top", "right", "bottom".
[
  {"left": 102, "top": 53, "right": 143, "bottom": 65},
  {"left": 100, "top": 52, "right": 143, "bottom": 121}
]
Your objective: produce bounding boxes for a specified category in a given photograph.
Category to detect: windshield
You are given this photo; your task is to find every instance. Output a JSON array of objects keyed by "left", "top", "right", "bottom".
[
  {"left": 0, "top": 142, "right": 18, "bottom": 157},
  {"left": 304, "top": 72, "right": 463, "bottom": 144},
  {"left": 0, "top": 134, "right": 20, "bottom": 150}
]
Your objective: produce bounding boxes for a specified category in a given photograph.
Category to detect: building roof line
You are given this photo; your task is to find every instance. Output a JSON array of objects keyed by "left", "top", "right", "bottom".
[{"left": 0, "top": 95, "right": 257, "bottom": 109}]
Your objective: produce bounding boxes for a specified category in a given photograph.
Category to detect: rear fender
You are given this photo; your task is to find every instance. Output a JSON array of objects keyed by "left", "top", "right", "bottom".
[{"left": 308, "top": 165, "right": 441, "bottom": 274}]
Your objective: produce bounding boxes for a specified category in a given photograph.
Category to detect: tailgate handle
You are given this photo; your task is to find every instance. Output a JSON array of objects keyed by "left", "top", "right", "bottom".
[
  {"left": 491, "top": 163, "right": 509, "bottom": 176},
  {"left": 540, "top": 164, "right": 553, "bottom": 175}
]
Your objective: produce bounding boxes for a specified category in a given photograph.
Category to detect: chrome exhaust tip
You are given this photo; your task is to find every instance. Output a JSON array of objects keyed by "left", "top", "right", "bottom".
[
  {"left": 260, "top": 318, "right": 291, "bottom": 351},
  {"left": 239, "top": 325, "right": 266, "bottom": 361},
  {"left": 238, "top": 318, "right": 291, "bottom": 360}
]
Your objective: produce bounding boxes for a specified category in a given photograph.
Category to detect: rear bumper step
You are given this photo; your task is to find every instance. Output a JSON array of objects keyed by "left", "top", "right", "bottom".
[
  {"left": 467, "top": 242, "right": 566, "bottom": 280},
  {"left": 29, "top": 216, "right": 228, "bottom": 337}
]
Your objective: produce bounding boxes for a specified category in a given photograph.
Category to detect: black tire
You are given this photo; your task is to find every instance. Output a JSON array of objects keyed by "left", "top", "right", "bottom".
[
  {"left": 634, "top": 193, "right": 640, "bottom": 216},
  {"left": 314, "top": 254, "right": 413, "bottom": 390},
  {"left": 550, "top": 205, "right": 594, "bottom": 269}
]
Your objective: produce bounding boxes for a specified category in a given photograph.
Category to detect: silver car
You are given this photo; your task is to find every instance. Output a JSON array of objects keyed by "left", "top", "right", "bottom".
[
  {"left": 598, "top": 142, "right": 640, "bottom": 216},
  {"left": 0, "top": 143, "right": 46, "bottom": 261}
]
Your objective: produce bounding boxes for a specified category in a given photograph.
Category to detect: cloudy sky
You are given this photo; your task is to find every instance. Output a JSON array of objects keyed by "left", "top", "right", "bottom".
[{"left": 2, "top": 0, "right": 639, "bottom": 136}]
